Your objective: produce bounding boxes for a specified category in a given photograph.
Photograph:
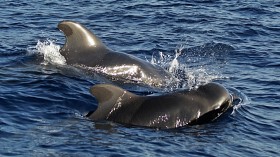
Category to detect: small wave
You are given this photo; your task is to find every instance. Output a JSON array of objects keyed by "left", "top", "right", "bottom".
[
  {"left": 27, "top": 40, "right": 66, "bottom": 65},
  {"left": 227, "top": 87, "right": 251, "bottom": 115}
]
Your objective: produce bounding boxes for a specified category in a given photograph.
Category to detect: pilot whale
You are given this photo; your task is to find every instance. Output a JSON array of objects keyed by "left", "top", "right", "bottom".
[
  {"left": 87, "top": 82, "right": 233, "bottom": 129},
  {"left": 58, "top": 21, "right": 172, "bottom": 87}
]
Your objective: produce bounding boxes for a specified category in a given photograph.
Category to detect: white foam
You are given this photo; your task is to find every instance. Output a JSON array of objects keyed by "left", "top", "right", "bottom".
[{"left": 29, "top": 40, "right": 66, "bottom": 65}]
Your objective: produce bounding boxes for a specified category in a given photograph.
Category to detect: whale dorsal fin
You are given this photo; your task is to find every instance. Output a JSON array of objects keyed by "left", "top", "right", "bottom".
[
  {"left": 58, "top": 21, "right": 108, "bottom": 63},
  {"left": 88, "top": 84, "right": 138, "bottom": 120}
]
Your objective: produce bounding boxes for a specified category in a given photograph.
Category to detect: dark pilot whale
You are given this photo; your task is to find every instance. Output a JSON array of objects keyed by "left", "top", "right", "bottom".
[
  {"left": 58, "top": 20, "right": 172, "bottom": 87},
  {"left": 87, "top": 82, "right": 233, "bottom": 129}
]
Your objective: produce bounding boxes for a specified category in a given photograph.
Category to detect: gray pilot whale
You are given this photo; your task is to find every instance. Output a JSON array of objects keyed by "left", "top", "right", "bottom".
[
  {"left": 87, "top": 82, "right": 233, "bottom": 129},
  {"left": 58, "top": 21, "right": 172, "bottom": 87}
]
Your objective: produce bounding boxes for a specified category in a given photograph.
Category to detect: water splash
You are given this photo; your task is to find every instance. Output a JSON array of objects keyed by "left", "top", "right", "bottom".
[
  {"left": 151, "top": 44, "right": 224, "bottom": 90},
  {"left": 28, "top": 40, "right": 66, "bottom": 65},
  {"left": 168, "top": 45, "right": 183, "bottom": 74}
]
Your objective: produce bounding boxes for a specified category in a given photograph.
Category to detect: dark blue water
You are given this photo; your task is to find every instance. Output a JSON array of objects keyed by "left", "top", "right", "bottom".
[{"left": 1, "top": 0, "right": 279, "bottom": 156}]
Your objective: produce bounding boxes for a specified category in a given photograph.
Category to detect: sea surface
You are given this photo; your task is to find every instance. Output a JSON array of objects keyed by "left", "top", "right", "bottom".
[{"left": 0, "top": 0, "right": 279, "bottom": 156}]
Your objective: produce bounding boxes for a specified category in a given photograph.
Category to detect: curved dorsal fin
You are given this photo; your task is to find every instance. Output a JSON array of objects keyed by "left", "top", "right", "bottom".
[
  {"left": 88, "top": 84, "right": 137, "bottom": 120},
  {"left": 58, "top": 21, "right": 108, "bottom": 60}
]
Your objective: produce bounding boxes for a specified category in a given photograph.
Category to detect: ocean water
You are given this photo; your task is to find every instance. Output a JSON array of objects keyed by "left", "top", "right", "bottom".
[{"left": 1, "top": 0, "right": 279, "bottom": 156}]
